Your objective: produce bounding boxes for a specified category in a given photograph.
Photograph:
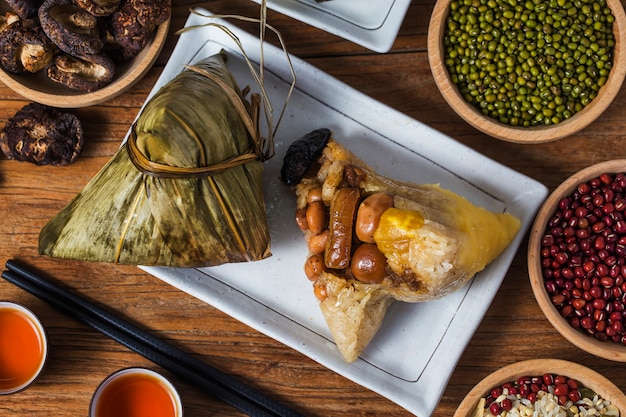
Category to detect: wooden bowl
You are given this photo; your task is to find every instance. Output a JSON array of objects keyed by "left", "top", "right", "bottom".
[
  {"left": 427, "top": 0, "right": 626, "bottom": 143},
  {"left": 0, "top": 19, "right": 169, "bottom": 108},
  {"left": 453, "top": 359, "right": 626, "bottom": 417},
  {"left": 528, "top": 160, "right": 626, "bottom": 362}
]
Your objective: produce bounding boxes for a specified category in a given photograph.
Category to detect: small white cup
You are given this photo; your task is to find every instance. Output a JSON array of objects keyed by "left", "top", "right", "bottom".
[
  {"left": 0, "top": 301, "right": 48, "bottom": 395},
  {"left": 89, "top": 367, "right": 183, "bottom": 417}
]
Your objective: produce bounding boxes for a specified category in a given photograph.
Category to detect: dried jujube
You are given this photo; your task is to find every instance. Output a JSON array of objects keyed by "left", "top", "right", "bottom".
[
  {"left": 0, "top": 102, "right": 84, "bottom": 166},
  {"left": 280, "top": 128, "right": 331, "bottom": 186}
]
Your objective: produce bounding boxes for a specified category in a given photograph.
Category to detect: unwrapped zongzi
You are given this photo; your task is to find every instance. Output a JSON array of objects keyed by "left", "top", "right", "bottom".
[{"left": 281, "top": 128, "right": 522, "bottom": 362}]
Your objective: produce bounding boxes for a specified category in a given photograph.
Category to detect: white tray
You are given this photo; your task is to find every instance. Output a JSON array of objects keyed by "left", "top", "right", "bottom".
[
  {"left": 250, "top": 0, "right": 411, "bottom": 52},
  {"left": 142, "top": 9, "right": 549, "bottom": 416}
]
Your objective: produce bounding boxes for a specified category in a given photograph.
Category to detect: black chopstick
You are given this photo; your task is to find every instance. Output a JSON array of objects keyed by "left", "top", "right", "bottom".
[
  {"left": 1, "top": 268, "right": 269, "bottom": 416},
  {"left": 2, "top": 260, "right": 304, "bottom": 417}
]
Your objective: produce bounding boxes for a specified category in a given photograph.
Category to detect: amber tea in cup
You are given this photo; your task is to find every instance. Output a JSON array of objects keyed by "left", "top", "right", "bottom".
[
  {"left": 89, "top": 367, "right": 183, "bottom": 417},
  {"left": 0, "top": 301, "right": 48, "bottom": 394}
]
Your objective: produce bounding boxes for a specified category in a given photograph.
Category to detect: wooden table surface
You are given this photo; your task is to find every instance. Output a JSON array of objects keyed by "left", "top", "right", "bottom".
[{"left": 0, "top": 0, "right": 625, "bottom": 416}]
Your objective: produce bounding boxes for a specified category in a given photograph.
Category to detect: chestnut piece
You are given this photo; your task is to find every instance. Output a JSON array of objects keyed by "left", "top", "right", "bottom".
[
  {"left": 355, "top": 193, "right": 394, "bottom": 243},
  {"left": 0, "top": 103, "right": 84, "bottom": 166},
  {"left": 39, "top": 0, "right": 105, "bottom": 56},
  {"left": 107, "top": 0, "right": 169, "bottom": 60},
  {"left": 351, "top": 244, "right": 387, "bottom": 284},
  {"left": 75, "top": 0, "right": 120, "bottom": 17},
  {"left": 47, "top": 52, "right": 115, "bottom": 91},
  {"left": 0, "top": 19, "right": 56, "bottom": 73},
  {"left": 6, "top": 0, "right": 43, "bottom": 19}
]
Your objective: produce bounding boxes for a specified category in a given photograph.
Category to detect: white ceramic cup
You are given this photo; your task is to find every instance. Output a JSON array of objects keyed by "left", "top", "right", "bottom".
[
  {"left": 89, "top": 367, "right": 183, "bottom": 417},
  {"left": 0, "top": 301, "right": 48, "bottom": 395}
]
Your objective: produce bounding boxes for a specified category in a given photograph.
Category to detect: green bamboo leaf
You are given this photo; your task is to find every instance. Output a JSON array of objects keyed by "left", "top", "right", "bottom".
[{"left": 39, "top": 53, "right": 271, "bottom": 267}]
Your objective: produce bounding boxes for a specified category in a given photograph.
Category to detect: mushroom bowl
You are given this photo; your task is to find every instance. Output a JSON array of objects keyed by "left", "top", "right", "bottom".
[
  {"left": 528, "top": 160, "right": 626, "bottom": 362},
  {"left": 427, "top": 0, "right": 626, "bottom": 143},
  {"left": 0, "top": 0, "right": 169, "bottom": 108},
  {"left": 453, "top": 359, "right": 625, "bottom": 417}
]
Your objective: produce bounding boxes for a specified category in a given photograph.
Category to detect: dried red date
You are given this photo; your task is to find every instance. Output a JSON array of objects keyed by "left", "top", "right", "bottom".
[{"left": 280, "top": 128, "right": 331, "bottom": 186}]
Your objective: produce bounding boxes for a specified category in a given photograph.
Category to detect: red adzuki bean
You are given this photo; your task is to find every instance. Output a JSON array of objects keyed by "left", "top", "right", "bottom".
[{"left": 540, "top": 173, "right": 626, "bottom": 345}]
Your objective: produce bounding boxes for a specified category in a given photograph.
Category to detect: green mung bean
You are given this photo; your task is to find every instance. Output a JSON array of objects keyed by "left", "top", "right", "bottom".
[{"left": 442, "top": 0, "right": 615, "bottom": 126}]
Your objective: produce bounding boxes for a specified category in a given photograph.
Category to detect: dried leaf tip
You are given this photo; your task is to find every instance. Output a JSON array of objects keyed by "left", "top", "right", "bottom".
[{"left": 178, "top": 2, "right": 296, "bottom": 163}]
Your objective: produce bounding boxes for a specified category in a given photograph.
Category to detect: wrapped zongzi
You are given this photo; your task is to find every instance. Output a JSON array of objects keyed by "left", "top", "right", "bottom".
[
  {"left": 39, "top": 53, "right": 272, "bottom": 267},
  {"left": 281, "top": 128, "right": 522, "bottom": 362}
]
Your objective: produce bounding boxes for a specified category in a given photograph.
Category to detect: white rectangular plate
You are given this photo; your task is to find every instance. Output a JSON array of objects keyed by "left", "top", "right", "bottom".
[
  {"left": 249, "top": 0, "right": 411, "bottom": 52},
  {"left": 142, "top": 9, "right": 548, "bottom": 416}
]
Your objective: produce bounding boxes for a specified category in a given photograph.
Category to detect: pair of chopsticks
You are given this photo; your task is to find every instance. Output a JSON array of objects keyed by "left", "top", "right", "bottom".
[{"left": 1, "top": 260, "right": 304, "bottom": 417}]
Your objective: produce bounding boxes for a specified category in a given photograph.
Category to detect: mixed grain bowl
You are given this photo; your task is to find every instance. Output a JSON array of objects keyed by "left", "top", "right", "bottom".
[
  {"left": 528, "top": 160, "right": 626, "bottom": 362},
  {"left": 453, "top": 359, "right": 625, "bottom": 417},
  {"left": 427, "top": 0, "right": 626, "bottom": 143}
]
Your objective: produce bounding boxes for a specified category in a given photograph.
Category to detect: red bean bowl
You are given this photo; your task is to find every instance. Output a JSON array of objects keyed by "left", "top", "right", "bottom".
[
  {"left": 528, "top": 160, "right": 626, "bottom": 361},
  {"left": 453, "top": 359, "right": 626, "bottom": 417}
]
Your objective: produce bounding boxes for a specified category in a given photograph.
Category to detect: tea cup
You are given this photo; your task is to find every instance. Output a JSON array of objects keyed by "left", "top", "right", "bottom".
[
  {"left": 0, "top": 301, "right": 48, "bottom": 395},
  {"left": 89, "top": 367, "right": 183, "bottom": 417}
]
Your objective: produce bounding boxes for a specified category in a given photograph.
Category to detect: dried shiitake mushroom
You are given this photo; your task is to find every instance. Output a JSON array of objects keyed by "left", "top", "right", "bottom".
[
  {"left": 47, "top": 52, "right": 114, "bottom": 91},
  {"left": 107, "top": 0, "right": 169, "bottom": 60},
  {"left": 0, "top": 19, "right": 56, "bottom": 73},
  {"left": 0, "top": 0, "right": 169, "bottom": 94},
  {"left": 0, "top": 12, "right": 20, "bottom": 32},
  {"left": 74, "top": 0, "right": 120, "bottom": 17},
  {"left": 39, "top": 0, "right": 105, "bottom": 56},
  {"left": 0, "top": 102, "right": 84, "bottom": 166},
  {"left": 6, "top": 0, "right": 43, "bottom": 19}
]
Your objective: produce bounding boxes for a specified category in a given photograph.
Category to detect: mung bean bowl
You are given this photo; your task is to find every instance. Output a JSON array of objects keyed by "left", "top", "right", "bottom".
[
  {"left": 427, "top": 0, "right": 626, "bottom": 143},
  {"left": 453, "top": 359, "right": 625, "bottom": 417},
  {"left": 528, "top": 160, "right": 626, "bottom": 362}
]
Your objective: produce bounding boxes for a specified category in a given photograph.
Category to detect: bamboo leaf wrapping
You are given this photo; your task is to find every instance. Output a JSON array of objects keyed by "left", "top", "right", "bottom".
[{"left": 39, "top": 53, "right": 271, "bottom": 267}]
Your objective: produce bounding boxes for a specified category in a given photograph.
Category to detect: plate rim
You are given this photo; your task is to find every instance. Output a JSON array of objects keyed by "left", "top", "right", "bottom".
[{"left": 249, "top": 0, "right": 412, "bottom": 52}]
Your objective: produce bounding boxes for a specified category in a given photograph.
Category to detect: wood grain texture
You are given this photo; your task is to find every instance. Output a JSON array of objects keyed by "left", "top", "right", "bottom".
[{"left": 0, "top": 1, "right": 624, "bottom": 416}]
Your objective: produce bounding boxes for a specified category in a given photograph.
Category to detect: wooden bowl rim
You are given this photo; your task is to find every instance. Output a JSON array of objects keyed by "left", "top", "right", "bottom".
[
  {"left": 453, "top": 359, "right": 626, "bottom": 417},
  {"left": 427, "top": 0, "right": 626, "bottom": 143},
  {"left": 0, "top": 18, "right": 170, "bottom": 108},
  {"left": 528, "top": 160, "right": 626, "bottom": 362}
]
